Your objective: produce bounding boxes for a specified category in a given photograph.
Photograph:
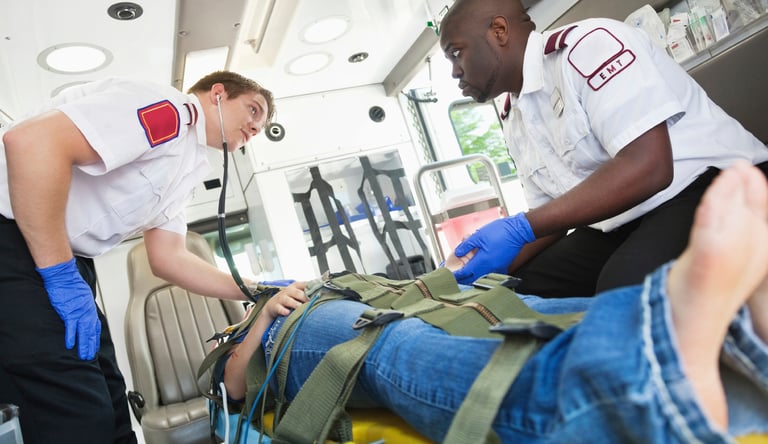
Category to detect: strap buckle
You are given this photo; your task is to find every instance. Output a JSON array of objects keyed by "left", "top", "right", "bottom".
[
  {"left": 472, "top": 275, "right": 522, "bottom": 290},
  {"left": 352, "top": 309, "right": 404, "bottom": 330},
  {"left": 323, "top": 281, "right": 362, "bottom": 301},
  {"left": 489, "top": 318, "right": 562, "bottom": 339}
]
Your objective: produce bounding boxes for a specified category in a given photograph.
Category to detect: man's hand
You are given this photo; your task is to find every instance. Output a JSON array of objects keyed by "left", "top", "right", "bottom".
[
  {"left": 37, "top": 258, "right": 101, "bottom": 360},
  {"left": 452, "top": 212, "right": 535, "bottom": 284}
]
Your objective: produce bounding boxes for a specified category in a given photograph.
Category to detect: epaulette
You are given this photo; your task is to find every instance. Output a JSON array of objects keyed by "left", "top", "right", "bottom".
[
  {"left": 500, "top": 93, "right": 512, "bottom": 121},
  {"left": 544, "top": 25, "right": 577, "bottom": 55},
  {"left": 183, "top": 102, "right": 198, "bottom": 126},
  {"left": 500, "top": 25, "right": 578, "bottom": 121}
]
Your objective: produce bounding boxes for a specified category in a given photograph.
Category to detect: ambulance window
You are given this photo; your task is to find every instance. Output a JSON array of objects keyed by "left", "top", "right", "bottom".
[
  {"left": 449, "top": 100, "right": 516, "bottom": 181},
  {"left": 189, "top": 210, "right": 287, "bottom": 283}
]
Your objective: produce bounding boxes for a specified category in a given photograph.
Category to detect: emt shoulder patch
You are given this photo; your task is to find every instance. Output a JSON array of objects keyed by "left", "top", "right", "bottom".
[
  {"left": 567, "top": 28, "right": 636, "bottom": 91},
  {"left": 137, "top": 100, "right": 180, "bottom": 147}
]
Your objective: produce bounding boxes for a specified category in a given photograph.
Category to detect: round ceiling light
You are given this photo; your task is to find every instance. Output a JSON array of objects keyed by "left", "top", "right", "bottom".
[
  {"left": 286, "top": 52, "right": 332, "bottom": 76},
  {"left": 38, "top": 43, "right": 113, "bottom": 74},
  {"left": 301, "top": 16, "right": 350, "bottom": 44}
]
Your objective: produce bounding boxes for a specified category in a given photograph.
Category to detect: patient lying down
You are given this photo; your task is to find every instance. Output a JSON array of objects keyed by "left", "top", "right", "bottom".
[{"left": 219, "top": 161, "right": 768, "bottom": 442}]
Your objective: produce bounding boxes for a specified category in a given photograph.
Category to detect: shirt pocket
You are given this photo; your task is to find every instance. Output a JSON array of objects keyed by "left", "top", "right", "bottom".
[
  {"left": 111, "top": 190, "right": 158, "bottom": 223},
  {"left": 522, "top": 158, "right": 560, "bottom": 203},
  {"left": 110, "top": 164, "right": 163, "bottom": 228},
  {"left": 552, "top": 108, "right": 606, "bottom": 176}
]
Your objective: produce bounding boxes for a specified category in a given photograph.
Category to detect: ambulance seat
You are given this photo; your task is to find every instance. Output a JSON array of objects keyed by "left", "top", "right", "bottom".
[{"left": 125, "top": 232, "right": 245, "bottom": 444}]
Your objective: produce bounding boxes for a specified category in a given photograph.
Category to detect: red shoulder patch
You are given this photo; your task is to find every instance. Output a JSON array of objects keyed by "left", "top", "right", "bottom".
[{"left": 137, "top": 100, "right": 180, "bottom": 147}]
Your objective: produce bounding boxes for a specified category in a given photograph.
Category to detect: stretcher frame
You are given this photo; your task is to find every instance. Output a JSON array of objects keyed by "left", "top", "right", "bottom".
[{"left": 413, "top": 153, "right": 509, "bottom": 264}]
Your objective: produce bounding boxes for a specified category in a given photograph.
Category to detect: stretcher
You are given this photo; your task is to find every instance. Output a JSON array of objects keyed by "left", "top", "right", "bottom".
[
  {"left": 212, "top": 404, "right": 433, "bottom": 444},
  {"left": 211, "top": 403, "right": 768, "bottom": 444}
]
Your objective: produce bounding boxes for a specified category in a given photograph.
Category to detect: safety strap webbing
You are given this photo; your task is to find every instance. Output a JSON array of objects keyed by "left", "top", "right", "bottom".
[
  {"left": 443, "top": 334, "right": 540, "bottom": 444},
  {"left": 271, "top": 299, "right": 444, "bottom": 444},
  {"left": 234, "top": 269, "right": 585, "bottom": 443},
  {"left": 197, "top": 294, "right": 268, "bottom": 390},
  {"left": 269, "top": 279, "right": 328, "bottom": 425},
  {"left": 270, "top": 274, "right": 450, "bottom": 418},
  {"left": 271, "top": 326, "right": 378, "bottom": 443}
]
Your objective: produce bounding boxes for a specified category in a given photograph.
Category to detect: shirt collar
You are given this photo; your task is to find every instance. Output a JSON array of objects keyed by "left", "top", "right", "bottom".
[{"left": 519, "top": 31, "right": 546, "bottom": 97}]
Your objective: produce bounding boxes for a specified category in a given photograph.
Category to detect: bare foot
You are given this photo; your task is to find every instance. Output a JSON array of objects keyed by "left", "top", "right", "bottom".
[
  {"left": 744, "top": 165, "right": 768, "bottom": 343},
  {"left": 749, "top": 258, "right": 768, "bottom": 343},
  {"left": 666, "top": 161, "right": 768, "bottom": 429}
]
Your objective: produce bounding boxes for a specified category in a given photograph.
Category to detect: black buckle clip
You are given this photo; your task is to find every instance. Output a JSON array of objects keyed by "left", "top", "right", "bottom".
[
  {"left": 352, "top": 309, "right": 404, "bottom": 330},
  {"left": 489, "top": 319, "right": 562, "bottom": 339},
  {"left": 323, "top": 282, "right": 362, "bottom": 301},
  {"left": 472, "top": 275, "right": 523, "bottom": 290}
]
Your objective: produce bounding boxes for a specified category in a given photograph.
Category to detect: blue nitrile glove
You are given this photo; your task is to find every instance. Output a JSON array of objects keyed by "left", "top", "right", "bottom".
[
  {"left": 259, "top": 279, "right": 295, "bottom": 287},
  {"left": 37, "top": 258, "right": 101, "bottom": 360},
  {"left": 452, "top": 212, "right": 535, "bottom": 285}
]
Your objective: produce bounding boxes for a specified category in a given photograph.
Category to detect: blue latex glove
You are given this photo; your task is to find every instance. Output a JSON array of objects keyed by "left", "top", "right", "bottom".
[
  {"left": 452, "top": 212, "right": 535, "bottom": 285},
  {"left": 37, "top": 258, "right": 101, "bottom": 360},
  {"left": 259, "top": 279, "right": 296, "bottom": 287}
]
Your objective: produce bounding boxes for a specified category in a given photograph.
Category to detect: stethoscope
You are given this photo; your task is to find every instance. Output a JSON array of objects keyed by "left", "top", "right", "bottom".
[{"left": 215, "top": 93, "right": 261, "bottom": 303}]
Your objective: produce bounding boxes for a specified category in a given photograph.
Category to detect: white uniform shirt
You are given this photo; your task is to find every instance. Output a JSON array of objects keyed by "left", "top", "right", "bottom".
[
  {"left": 0, "top": 77, "right": 212, "bottom": 257},
  {"left": 504, "top": 18, "right": 768, "bottom": 232}
]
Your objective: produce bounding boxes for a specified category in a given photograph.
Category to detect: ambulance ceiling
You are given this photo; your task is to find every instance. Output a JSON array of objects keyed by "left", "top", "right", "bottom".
[
  {"left": 0, "top": 0, "right": 564, "bottom": 124},
  {"left": 0, "top": 0, "right": 455, "bottom": 122}
]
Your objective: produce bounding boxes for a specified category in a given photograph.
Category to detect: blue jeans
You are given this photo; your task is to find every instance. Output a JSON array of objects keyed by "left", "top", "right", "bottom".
[{"left": 273, "top": 263, "right": 768, "bottom": 443}]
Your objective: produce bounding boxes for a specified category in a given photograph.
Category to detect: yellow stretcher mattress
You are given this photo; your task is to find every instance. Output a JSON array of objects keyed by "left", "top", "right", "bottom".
[
  {"left": 215, "top": 409, "right": 433, "bottom": 443},
  {"left": 215, "top": 408, "right": 767, "bottom": 443}
]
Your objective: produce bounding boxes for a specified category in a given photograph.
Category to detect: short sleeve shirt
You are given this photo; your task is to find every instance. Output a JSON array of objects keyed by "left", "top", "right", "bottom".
[
  {"left": 504, "top": 18, "right": 768, "bottom": 231},
  {"left": 0, "top": 77, "right": 212, "bottom": 256}
]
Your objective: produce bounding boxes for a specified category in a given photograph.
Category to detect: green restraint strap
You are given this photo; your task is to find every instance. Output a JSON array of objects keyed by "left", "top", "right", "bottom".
[
  {"left": 197, "top": 281, "right": 285, "bottom": 386},
  {"left": 271, "top": 299, "right": 444, "bottom": 444},
  {"left": 263, "top": 270, "right": 584, "bottom": 442},
  {"left": 269, "top": 280, "right": 328, "bottom": 425},
  {"left": 443, "top": 331, "right": 541, "bottom": 444},
  {"left": 197, "top": 294, "right": 268, "bottom": 390},
  {"left": 272, "top": 326, "right": 378, "bottom": 444}
]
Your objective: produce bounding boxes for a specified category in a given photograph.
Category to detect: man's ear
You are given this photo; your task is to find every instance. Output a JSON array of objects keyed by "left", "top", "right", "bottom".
[
  {"left": 210, "top": 83, "right": 226, "bottom": 104},
  {"left": 490, "top": 16, "right": 509, "bottom": 45}
]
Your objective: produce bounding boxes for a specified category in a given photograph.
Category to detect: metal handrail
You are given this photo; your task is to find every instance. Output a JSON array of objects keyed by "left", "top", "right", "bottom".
[{"left": 413, "top": 153, "right": 508, "bottom": 263}]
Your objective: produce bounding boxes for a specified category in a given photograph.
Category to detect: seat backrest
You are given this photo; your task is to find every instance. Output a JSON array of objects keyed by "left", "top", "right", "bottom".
[{"left": 125, "top": 232, "right": 245, "bottom": 414}]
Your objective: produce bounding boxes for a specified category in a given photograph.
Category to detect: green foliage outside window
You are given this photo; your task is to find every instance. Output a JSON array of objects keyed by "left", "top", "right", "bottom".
[{"left": 449, "top": 101, "right": 516, "bottom": 182}]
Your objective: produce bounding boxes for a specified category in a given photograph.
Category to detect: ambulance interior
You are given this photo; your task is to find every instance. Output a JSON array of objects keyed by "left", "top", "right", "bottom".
[{"left": 1, "top": 0, "right": 767, "bottom": 442}]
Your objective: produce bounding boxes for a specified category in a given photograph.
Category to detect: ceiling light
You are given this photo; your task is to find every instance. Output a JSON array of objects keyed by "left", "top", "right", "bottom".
[
  {"left": 301, "top": 16, "right": 350, "bottom": 44},
  {"left": 38, "top": 43, "right": 112, "bottom": 74},
  {"left": 286, "top": 52, "right": 332, "bottom": 75}
]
